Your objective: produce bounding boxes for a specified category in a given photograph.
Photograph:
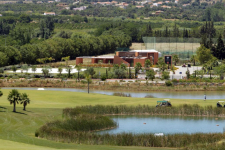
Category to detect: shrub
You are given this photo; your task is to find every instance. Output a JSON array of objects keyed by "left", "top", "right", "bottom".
[
  {"left": 172, "top": 79, "right": 178, "bottom": 83},
  {"left": 101, "top": 73, "right": 107, "bottom": 81},
  {"left": 165, "top": 80, "right": 173, "bottom": 86}
]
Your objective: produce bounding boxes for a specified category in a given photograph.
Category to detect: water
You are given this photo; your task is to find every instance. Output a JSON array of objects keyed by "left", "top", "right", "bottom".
[
  {"left": 2, "top": 87, "right": 225, "bottom": 99},
  {"left": 98, "top": 115, "right": 225, "bottom": 135}
]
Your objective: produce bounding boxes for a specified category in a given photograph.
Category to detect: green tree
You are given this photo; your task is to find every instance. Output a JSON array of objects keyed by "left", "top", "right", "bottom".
[
  {"left": 58, "top": 67, "right": 63, "bottom": 75},
  {"left": 76, "top": 65, "right": 82, "bottom": 81},
  {"left": 61, "top": 56, "right": 70, "bottom": 66},
  {"left": 173, "top": 55, "right": 179, "bottom": 66},
  {"left": 21, "top": 64, "right": 29, "bottom": 73},
  {"left": 19, "top": 14, "right": 31, "bottom": 23},
  {"left": 157, "top": 57, "right": 167, "bottom": 72},
  {"left": 161, "top": 71, "right": 170, "bottom": 80},
  {"left": 31, "top": 65, "right": 37, "bottom": 74},
  {"left": 190, "top": 55, "right": 198, "bottom": 66},
  {"left": 186, "top": 69, "right": 190, "bottom": 79},
  {"left": 113, "top": 64, "right": 119, "bottom": 71},
  {"left": 144, "top": 59, "right": 152, "bottom": 69},
  {"left": 11, "top": 65, "right": 17, "bottom": 74},
  {"left": 146, "top": 69, "right": 156, "bottom": 81},
  {"left": 120, "top": 63, "right": 127, "bottom": 71},
  {"left": 213, "top": 63, "right": 225, "bottom": 80},
  {"left": 196, "top": 45, "right": 213, "bottom": 64},
  {"left": 85, "top": 67, "right": 95, "bottom": 78},
  {"left": 21, "top": 93, "right": 30, "bottom": 111},
  {"left": 42, "top": 66, "right": 51, "bottom": 78},
  {"left": 85, "top": 74, "right": 91, "bottom": 94},
  {"left": 66, "top": 66, "right": 72, "bottom": 78},
  {"left": 7, "top": 89, "right": 22, "bottom": 112}
]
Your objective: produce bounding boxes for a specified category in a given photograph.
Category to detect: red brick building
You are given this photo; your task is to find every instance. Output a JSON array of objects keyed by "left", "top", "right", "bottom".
[{"left": 76, "top": 50, "right": 160, "bottom": 67}]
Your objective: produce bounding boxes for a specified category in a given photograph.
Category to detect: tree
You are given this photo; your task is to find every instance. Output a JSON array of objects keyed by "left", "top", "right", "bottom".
[
  {"left": 213, "top": 63, "right": 225, "bottom": 80},
  {"left": 114, "top": 68, "right": 125, "bottom": 79},
  {"left": 144, "top": 59, "right": 152, "bottom": 69},
  {"left": 85, "top": 67, "right": 95, "bottom": 78},
  {"left": 11, "top": 65, "right": 17, "bottom": 74},
  {"left": 21, "top": 64, "right": 29, "bottom": 73},
  {"left": 66, "top": 66, "right": 72, "bottom": 78},
  {"left": 21, "top": 93, "right": 30, "bottom": 111},
  {"left": 196, "top": 45, "right": 213, "bottom": 64},
  {"left": 42, "top": 66, "right": 52, "bottom": 78},
  {"left": 31, "top": 65, "right": 37, "bottom": 74},
  {"left": 190, "top": 55, "right": 198, "bottom": 66},
  {"left": 85, "top": 74, "right": 91, "bottom": 94},
  {"left": 19, "top": 14, "right": 31, "bottom": 23},
  {"left": 113, "top": 64, "right": 119, "bottom": 71},
  {"left": 135, "top": 62, "right": 142, "bottom": 73},
  {"left": 76, "top": 65, "right": 82, "bottom": 81},
  {"left": 186, "top": 69, "right": 190, "bottom": 79},
  {"left": 161, "top": 71, "right": 170, "bottom": 80},
  {"left": 146, "top": 69, "right": 156, "bottom": 81},
  {"left": 120, "top": 63, "right": 127, "bottom": 71},
  {"left": 58, "top": 67, "right": 63, "bottom": 75},
  {"left": 173, "top": 55, "right": 179, "bottom": 66},
  {"left": 61, "top": 56, "right": 70, "bottom": 66},
  {"left": 157, "top": 57, "right": 167, "bottom": 72},
  {"left": 7, "top": 89, "right": 22, "bottom": 112}
]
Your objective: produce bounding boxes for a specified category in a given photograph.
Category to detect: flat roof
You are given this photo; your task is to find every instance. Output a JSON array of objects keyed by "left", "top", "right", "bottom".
[{"left": 130, "top": 49, "right": 160, "bottom": 53}]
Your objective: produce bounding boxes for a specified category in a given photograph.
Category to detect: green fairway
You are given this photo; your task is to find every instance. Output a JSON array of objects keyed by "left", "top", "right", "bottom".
[{"left": 0, "top": 89, "right": 220, "bottom": 150}]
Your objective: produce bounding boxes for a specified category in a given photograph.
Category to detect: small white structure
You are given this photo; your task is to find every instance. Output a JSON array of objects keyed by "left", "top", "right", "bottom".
[
  {"left": 44, "top": 12, "right": 55, "bottom": 16},
  {"left": 73, "top": 6, "right": 87, "bottom": 11},
  {"left": 37, "top": 88, "right": 45, "bottom": 90},
  {"left": 154, "top": 133, "right": 164, "bottom": 136},
  {"left": 0, "top": 14, "right": 2, "bottom": 17},
  {"left": 130, "top": 49, "right": 162, "bottom": 57}
]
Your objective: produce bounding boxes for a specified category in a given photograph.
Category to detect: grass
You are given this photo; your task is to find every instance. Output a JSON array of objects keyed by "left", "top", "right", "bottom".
[{"left": 0, "top": 89, "right": 222, "bottom": 150}]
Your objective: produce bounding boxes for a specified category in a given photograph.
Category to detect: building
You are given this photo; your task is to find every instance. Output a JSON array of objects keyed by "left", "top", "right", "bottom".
[
  {"left": 73, "top": 6, "right": 87, "bottom": 11},
  {"left": 76, "top": 50, "right": 160, "bottom": 67},
  {"left": 43, "top": 12, "right": 55, "bottom": 15}
]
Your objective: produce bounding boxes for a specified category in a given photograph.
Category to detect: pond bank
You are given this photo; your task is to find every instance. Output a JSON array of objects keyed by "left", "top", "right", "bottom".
[{"left": 1, "top": 78, "right": 225, "bottom": 92}]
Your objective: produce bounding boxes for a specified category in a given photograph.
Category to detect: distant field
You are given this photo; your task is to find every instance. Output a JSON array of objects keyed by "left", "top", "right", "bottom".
[{"left": 0, "top": 89, "right": 220, "bottom": 150}]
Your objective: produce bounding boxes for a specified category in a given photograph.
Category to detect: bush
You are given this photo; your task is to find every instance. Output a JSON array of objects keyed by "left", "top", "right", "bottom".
[
  {"left": 165, "top": 80, "right": 173, "bottom": 86},
  {"left": 0, "top": 68, "right": 4, "bottom": 73},
  {"left": 172, "top": 79, "right": 178, "bottom": 83},
  {"left": 101, "top": 73, "right": 107, "bottom": 81}
]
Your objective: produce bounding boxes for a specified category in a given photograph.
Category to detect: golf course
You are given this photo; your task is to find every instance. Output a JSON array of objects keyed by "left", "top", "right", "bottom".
[{"left": 0, "top": 88, "right": 223, "bottom": 150}]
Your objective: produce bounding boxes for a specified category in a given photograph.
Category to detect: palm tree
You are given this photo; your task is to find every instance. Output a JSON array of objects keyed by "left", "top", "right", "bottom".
[
  {"left": 173, "top": 55, "right": 179, "bottom": 66},
  {"left": 8, "top": 89, "right": 22, "bottom": 112},
  {"left": 76, "top": 65, "right": 82, "bottom": 81},
  {"left": 85, "top": 74, "right": 91, "bottom": 94},
  {"left": 21, "top": 93, "right": 30, "bottom": 111},
  {"left": 190, "top": 55, "right": 197, "bottom": 66}
]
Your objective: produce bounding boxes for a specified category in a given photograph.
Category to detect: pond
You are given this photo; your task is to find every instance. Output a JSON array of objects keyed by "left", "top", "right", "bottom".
[
  {"left": 98, "top": 115, "right": 225, "bottom": 135},
  {"left": 2, "top": 87, "right": 225, "bottom": 99}
]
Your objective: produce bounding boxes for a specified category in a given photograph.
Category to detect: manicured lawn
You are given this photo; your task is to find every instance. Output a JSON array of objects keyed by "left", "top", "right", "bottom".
[{"left": 0, "top": 89, "right": 220, "bottom": 150}]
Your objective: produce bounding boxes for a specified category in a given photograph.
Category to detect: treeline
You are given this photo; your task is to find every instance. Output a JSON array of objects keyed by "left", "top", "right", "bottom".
[
  {"left": 199, "top": 21, "right": 225, "bottom": 60},
  {"left": 0, "top": 34, "right": 131, "bottom": 65}
]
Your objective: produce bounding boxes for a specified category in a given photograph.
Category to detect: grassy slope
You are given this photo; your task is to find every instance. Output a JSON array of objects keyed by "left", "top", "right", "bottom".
[{"left": 0, "top": 89, "right": 218, "bottom": 150}]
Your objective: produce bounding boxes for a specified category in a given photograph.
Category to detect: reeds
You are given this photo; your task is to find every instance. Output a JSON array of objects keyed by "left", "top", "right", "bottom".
[
  {"left": 63, "top": 104, "right": 225, "bottom": 117},
  {"left": 36, "top": 104, "right": 225, "bottom": 149}
]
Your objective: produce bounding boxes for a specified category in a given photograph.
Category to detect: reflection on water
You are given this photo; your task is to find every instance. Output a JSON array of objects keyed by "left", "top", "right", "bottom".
[
  {"left": 98, "top": 115, "right": 225, "bottom": 135},
  {"left": 2, "top": 87, "right": 225, "bottom": 99}
]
